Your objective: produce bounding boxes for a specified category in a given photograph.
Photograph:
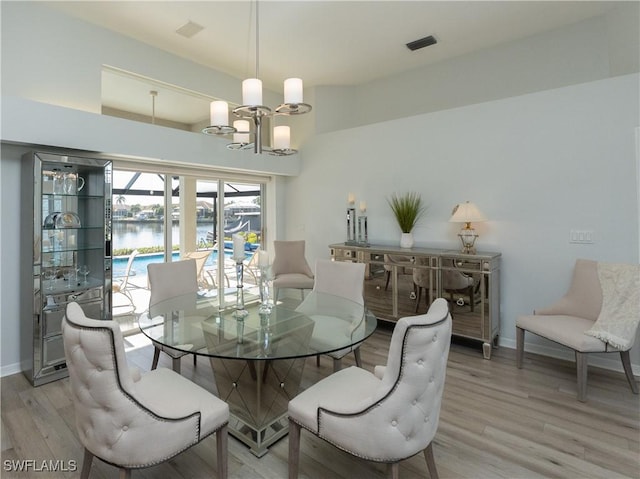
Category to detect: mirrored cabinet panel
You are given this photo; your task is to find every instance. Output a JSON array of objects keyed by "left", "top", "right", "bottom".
[{"left": 21, "top": 151, "right": 112, "bottom": 386}]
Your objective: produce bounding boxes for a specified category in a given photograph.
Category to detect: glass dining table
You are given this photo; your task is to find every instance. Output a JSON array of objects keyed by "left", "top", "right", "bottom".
[{"left": 138, "top": 292, "right": 377, "bottom": 457}]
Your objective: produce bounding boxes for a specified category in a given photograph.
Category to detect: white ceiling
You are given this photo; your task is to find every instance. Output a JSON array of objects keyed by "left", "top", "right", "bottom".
[{"left": 46, "top": 1, "right": 617, "bottom": 125}]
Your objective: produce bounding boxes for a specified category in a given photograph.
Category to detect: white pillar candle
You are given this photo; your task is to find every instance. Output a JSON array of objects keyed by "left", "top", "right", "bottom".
[
  {"left": 233, "top": 120, "right": 250, "bottom": 144},
  {"left": 348, "top": 193, "right": 355, "bottom": 205},
  {"left": 359, "top": 201, "right": 367, "bottom": 213},
  {"left": 242, "top": 78, "right": 262, "bottom": 106},
  {"left": 273, "top": 126, "right": 290, "bottom": 150},
  {"left": 232, "top": 234, "right": 246, "bottom": 262},
  {"left": 210, "top": 101, "right": 229, "bottom": 126},
  {"left": 258, "top": 250, "right": 270, "bottom": 267},
  {"left": 284, "top": 78, "right": 303, "bottom": 104}
]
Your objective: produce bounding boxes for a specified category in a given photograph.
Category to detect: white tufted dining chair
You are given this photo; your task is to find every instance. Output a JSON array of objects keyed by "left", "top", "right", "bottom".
[
  {"left": 148, "top": 259, "right": 198, "bottom": 373},
  {"left": 288, "top": 298, "right": 452, "bottom": 479},
  {"left": 296, "top": 259, "right": 366, "bottom": 372},
  {"left": 62, "top": 302, "right": 229, "bottom": 479}
]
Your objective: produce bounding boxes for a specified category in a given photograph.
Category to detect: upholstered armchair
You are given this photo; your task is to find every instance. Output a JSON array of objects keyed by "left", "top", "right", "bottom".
[
  {"left": 296, "top": 259, "right": 366, "bottom": 371},
  {"left": 272, "top": 240, "right": 315, "bottom": 301},
  {"left": 288, "top": 298, "right": 452, "bottom": 479},
  {"left": 148, "top": 259, "right": 199, "bottom": 373},
  {"left": 517, "top": 258, "right": 640, "bottom": 402},
  {"left": 62, "top": 302, "right": 229, "bottom": 479}
]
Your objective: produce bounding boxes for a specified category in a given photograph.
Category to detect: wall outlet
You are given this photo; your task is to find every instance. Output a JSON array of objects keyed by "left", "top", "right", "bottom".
[{"left": 569, "top": 229, "right": 594, "bottom": 244}]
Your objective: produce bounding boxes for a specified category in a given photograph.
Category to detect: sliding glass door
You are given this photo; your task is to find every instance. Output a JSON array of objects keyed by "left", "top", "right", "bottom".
[{"left": 112, "top": 168, "right": 265, "bottom": 330}]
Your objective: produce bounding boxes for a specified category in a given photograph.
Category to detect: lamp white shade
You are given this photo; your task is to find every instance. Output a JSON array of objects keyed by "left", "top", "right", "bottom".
[
  {"left": 284, "top": 78, "right": 303, "bottom": 104},
  {"left": 348, "top": 193, "right": 355, "bottom": 205},
  {"left": 449, "top": 201, "right": 487, "bottom": 223},
  {"left": 273, "top": 125, "right": 291, "bottom": 150},
  {"left": 210, "top": 101, "right": 229, "bottom": 126},
  {"left": 233, "top": 120, "right": 250, "bottom": 144},
  {"left": 242, "top": 78, "right": 263, "bottom": 105}
]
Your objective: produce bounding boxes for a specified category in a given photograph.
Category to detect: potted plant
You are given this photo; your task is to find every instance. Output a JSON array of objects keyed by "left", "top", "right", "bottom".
[{"left": 387, "top": 191, "right": 425, "bottom": 248}]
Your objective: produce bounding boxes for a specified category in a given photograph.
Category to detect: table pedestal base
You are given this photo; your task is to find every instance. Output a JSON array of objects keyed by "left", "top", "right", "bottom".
[{"left": 209, "top": 356, "right": 307, "bottom": 457}]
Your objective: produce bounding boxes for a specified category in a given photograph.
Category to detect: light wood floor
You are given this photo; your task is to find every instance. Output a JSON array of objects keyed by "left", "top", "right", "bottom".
[{"left": 2, "top": 325, "right": 639, "bottom": 479}]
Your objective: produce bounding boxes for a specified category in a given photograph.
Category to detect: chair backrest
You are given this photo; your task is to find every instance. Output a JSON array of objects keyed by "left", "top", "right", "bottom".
[
  {"left": 317, "top": 298, "right": 452, "bottom": 461},
  {"left": 441, "top": 259, "right": 475, "bottom": 291},
  {"left": 412, "top": 256, "right": 430, "bottom": 287},
  {"left": 147, "top": 259, "right": 198, "bottom": 308},
  {"left": 271, "top": 240, "right": 313, "bottom": 278},
  {"left": 119, "top": 249, "right": 139, "bottom": 289},
  {"left": 62, "top": 302, "right": 202, "bottom": 467},
  {"left": 182, "top": 250, "right": 212, "bottom": 281},
  {"left": 536, "top": 258, "right": 602, "bottom": 320},
  {"left": 312, "top": 259, "right": 365, "bottom": 305}
]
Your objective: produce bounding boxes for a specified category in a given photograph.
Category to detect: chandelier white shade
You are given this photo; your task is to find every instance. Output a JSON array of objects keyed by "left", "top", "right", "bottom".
[
  {"left": 202, "top": 0, "right": 311, "bottom": 156},
  {"left": 242, "top": 79, "right": 263, "bottom": 106}
]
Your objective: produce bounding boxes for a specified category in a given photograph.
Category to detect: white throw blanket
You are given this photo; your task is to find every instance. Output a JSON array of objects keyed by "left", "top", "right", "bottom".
[{"left": 585, "top": 262, "right": 640, "bottom": 350}]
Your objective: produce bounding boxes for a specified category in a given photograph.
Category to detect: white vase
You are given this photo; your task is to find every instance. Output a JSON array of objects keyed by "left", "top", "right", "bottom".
[{"left": 400, "top": 232, "right": 414, "bottom": 249}]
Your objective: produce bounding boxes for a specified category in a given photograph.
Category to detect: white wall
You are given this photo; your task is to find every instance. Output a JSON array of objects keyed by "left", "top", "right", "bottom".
[{"left": 288, "top": 74, "right": 640, "bottom": 372}]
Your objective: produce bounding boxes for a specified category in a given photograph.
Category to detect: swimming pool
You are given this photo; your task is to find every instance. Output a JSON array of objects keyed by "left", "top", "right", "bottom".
[{"left": 112, "top": 249, "right": 251, "bottom": 276}]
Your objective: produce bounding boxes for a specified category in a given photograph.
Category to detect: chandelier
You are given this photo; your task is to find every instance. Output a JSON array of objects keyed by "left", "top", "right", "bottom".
[{"left": 202, "top": 1, "right": 311, "bottom": 156}]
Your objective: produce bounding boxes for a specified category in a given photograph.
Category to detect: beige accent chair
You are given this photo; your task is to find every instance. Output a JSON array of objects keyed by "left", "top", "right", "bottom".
[
  {"left": 62, "top": 302, "right": 229, "bottom": 479},
  {"left": 148, "top": 259, "right": 198, "bottom": 373},
  {"left": 272, "top": 240, "right": 314, "bottom": 301},
  {"left": 288, "top": 298, "right": 452, "bottom": 479},
  {"left": 516, "top": 259, "right": 639, "bottom": 402},
  {"left": 297, "top": 259, "right": 367, "bottom": 372}
]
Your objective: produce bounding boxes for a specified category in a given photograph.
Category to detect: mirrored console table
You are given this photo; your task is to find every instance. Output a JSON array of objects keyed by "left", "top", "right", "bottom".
[{"left": 329, "top": 243, "right": 501, "bottom": 359}]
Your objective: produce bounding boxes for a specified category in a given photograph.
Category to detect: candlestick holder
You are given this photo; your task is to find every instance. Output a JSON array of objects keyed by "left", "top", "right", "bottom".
[
  {"left": 358, "top": 215, "right": 369, "bottom": 246},
  {"left": 345, "top": 207, "right": 357, "bottom": 245},
  {"left": 235, "top": 260, "right": 249, "bottom": 320},
  {"left": 259, "top": 265, "right": 274, "bottom": 313}
]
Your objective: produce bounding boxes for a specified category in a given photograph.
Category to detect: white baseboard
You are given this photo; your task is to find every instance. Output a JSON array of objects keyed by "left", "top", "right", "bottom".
[{"left": 1, "top": 362, "right": 23, "bottom": 378}]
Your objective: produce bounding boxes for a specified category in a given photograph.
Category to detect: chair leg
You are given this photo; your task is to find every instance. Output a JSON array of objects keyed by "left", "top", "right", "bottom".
[
  {"left": 151, "top": 347, "right": 160, "bottom": 370},
  {"left": 391, "top": 462, "right": 400, "bottom": 479},
  {"left": 385, "top": 271, "right": 390, "bottom": 290},
  {"left": 316, "top": 355, "right": 321, "bottom": 367},
  {"left": 576, "top": 351, "right": 588, "bottom": 402},
  {"left": 333, "top": 357, "right": 342, "bottom": 373},
  {"left": 423, "top": 442, "right": 439, "bottom": 479},
  {"left": 217, "top": 425, "right": 228, "bottom": 479},
  {"left": 119, "top": 468, "right": 131, "bottom": 479},
  {"left": 172, "top": 356, "right": 181, "bottom": 374},
  {"left": 415, "top": 287, "right": 422, "bottom": 313},
  {"left": 193, "top": 354, "right": 197, "bottom": 366},
  {"left": 516, "top": 327, "right": 525, "bottom": 369},
  {"left": 620, "top": 351, "right": 639, "bottom": 394},
  {"left": 353, "top": 347, "right": 362, "bottom": 368},
  {"left": 275, "top": 289, "right": 280, "bottom": 302},
  {"left": 80, "top": 448, "right": 93, "bottom": 479},
  {"left": 288, "top": 420, "right": 301, "bottom": 479}
]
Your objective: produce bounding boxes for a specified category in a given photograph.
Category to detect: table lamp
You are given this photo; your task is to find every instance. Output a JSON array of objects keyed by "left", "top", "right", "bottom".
[{"left": 449, "top": 201, "right": 487, "bottom": 254}]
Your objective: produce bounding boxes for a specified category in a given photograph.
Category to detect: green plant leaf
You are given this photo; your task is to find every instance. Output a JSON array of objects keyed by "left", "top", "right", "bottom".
[{"left": 387, "top": 192, "right": 426, "bottom": 233}]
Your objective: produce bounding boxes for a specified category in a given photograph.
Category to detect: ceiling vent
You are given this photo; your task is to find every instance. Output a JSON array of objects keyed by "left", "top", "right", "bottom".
[
  {"left": 176, "top": 21, "right": 204, "bottom": 39},
  {"left": 406, "top": 35, "right": 437, "bottom": 51}
]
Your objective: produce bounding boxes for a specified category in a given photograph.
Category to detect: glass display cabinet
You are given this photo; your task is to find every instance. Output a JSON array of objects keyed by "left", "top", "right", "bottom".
[
  {"left": 20, "top": 151, "right": 112, "bottom": 386},
  {"left": 330, "top": 243, "right": 501, "bottom": 359}
]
